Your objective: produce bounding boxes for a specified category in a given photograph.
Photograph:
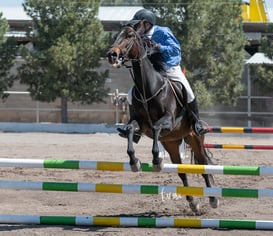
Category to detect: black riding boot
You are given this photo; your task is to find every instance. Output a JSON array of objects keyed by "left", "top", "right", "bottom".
[
  {"left": 117, "top": 125, "right": 141, "bottom": 143},
  {"left": 117, "top": 105, "right": 141, "bottom": 143},
  {"left": 188, "top": 99, "right": 209, "bottom": 136}
]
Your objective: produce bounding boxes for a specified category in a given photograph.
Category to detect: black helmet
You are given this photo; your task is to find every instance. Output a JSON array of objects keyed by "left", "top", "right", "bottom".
[{"left": 127, "top": 9, "right": 156, "bottom": 27}]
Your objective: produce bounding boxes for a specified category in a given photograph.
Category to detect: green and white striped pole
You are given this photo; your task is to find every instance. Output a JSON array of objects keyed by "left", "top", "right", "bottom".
[
  {"left": 0, "top": 180, "right": 273, "bottom": 198},
  {"left": 0, "top": 158, "right": 273, "bottom": 176},
  {"left": 0, "top": 215, "right": 273, "bottom": 229}
]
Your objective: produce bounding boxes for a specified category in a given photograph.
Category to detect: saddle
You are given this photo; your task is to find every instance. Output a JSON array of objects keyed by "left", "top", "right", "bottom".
[{"left": 168, "top": 80, "right": 188, "bottom": 128}]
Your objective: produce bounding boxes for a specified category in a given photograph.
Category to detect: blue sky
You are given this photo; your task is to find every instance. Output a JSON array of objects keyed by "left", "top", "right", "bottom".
[{"left": 0, "top": 0, "right": 273, "bottom": 21}]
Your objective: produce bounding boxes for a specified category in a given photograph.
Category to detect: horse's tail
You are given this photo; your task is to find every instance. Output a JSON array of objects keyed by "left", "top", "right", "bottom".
[
  {"left": 190, "top": 142, "right": 215, "bottom": 165},
  {"left": 190, "top": 145, "right": 216, "bottom": 185},
  {"left": 202, "top": 136, "right": 216, "bottom": 184},
  {"left": 199, "top": 134, "right": 216, "bottom": 165},
  {"left": 204, "top": 147, "right": 215, "bottom": 165}
]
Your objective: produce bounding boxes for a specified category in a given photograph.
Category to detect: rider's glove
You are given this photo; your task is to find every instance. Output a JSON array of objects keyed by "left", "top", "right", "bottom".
[{"left": 154, "top": 43, "right": 160, "bottom": 49}]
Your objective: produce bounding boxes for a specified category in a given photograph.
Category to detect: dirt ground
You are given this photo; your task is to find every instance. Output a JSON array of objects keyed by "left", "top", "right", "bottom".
[{"left": 0, "top": 131, "right": 272, "bottom": 235}]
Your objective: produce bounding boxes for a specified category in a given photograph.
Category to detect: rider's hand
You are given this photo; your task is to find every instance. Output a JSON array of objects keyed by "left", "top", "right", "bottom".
[{"left": 154, "top": 43, "right": 160, "bottom": 49}]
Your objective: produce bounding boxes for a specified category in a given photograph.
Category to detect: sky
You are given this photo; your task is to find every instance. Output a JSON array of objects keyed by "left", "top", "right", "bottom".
[{"left": 0, "top": 0, "right": 273, "bottom": 22}]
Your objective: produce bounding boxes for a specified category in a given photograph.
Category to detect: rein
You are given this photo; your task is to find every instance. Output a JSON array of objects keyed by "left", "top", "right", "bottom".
[
  {"left": 123, "top": 33, "right": 162, "bottom": 127},
  {"left": 114, "top": 27, "right": 168, "bottom": 128},
  {"left": 132, "top": 79, "right": 168, "bottom": 103},
  {"left": 120, "top": 33, "right": 166, "bottom": 103}
]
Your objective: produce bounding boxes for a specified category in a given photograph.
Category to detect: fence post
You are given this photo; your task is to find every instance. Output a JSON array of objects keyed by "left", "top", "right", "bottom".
[{"left": 36, "top": 101, "right": 39, "bottom": 123}]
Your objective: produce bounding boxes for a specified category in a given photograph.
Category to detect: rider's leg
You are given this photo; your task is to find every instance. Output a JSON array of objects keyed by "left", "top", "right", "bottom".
[
  {"left": 188, "top": 98, "right": 209, "bottom": 135},
  {"left": 166, "top": 66, "right": 208, "bottom": 136}
]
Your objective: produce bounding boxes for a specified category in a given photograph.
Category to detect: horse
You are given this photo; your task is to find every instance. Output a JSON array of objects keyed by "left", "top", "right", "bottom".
[{"left": 107, "top": 26, "right": 219, "bottom": 213}]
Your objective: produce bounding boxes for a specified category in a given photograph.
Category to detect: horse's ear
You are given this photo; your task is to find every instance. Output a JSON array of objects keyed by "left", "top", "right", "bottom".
[
  {"left": 112, "top": 32, "right": 119, "bottom": 41},
  {"left": 135, "top": 21, "right": 146, "bottom": 34}
]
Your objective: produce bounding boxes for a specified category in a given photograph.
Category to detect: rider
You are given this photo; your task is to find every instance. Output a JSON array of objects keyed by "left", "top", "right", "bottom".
[{"left": 118, "top": 9, "right": 208, "bottom": 140}]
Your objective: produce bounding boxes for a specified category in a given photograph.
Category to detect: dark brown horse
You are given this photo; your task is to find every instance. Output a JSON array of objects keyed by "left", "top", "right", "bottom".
[{"left": 107, "top": 26, "right": 219, "bottom": 213}]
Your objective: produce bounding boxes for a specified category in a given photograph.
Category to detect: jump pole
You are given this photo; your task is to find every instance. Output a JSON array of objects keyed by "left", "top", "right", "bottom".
[
  {"left": 204, "top": 144, "right": 273, "bottom": 150},
  {"left": 209, "top": 127, "right": 273, "bottom": 134},
  {"left": 1, "top": 158, "right": 273, "bottom": 176},
  {"left": 0, "top": 214, "right": 273, "bottom": 229},
  {"left": 0, "top": 180, "right": 273, "bottom": 198}
]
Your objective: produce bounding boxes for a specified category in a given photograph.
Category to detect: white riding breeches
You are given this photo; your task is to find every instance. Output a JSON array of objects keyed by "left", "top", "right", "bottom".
[
  {"left": 127, "top": 65, "right": 195, "bottom": 105},
  {"left": 166, "top": 65, "right": 195, "bottom": 103}
]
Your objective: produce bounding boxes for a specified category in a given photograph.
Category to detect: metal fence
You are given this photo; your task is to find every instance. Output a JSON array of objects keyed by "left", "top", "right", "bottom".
[
  {"left": 1, "top": 91, "right": 129, "bottom": 124},
  {"left": 1, "top": 91, "right": 272, "bottom": 127}
]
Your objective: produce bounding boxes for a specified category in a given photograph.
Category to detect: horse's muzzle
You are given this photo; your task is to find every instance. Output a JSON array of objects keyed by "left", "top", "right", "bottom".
[{"left": 107, "top": 49, "right": 123, "bottom": 68}]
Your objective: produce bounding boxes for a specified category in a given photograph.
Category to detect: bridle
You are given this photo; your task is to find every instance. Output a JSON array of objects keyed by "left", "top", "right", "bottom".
[{"left": 110, "top": 27, "right": 146, "bottom": 67}]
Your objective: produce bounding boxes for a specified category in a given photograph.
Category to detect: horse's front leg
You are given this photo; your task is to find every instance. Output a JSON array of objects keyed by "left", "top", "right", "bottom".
[
  {"left": 152, "top": 114, "right": 174, "bottom": 171},
  {"left": 126, "top": 121, "right": 141, "bottom": 172},
  {"left": 152, "top": 126, "right": 163, "bottom": 171}
]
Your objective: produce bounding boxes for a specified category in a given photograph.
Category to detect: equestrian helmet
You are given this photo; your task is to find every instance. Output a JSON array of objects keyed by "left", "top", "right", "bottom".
[{"left": 128, "top": 9, "right": 156, "bottom": 26}]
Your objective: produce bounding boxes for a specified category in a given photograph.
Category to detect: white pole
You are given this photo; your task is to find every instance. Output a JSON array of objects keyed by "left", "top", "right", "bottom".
[{"left": 247, "top": 64, "right": 251, "bottom": 127}]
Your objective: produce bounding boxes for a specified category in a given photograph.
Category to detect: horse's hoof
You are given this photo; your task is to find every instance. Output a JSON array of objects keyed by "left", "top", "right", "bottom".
[
  {"left": 130, "top": 160, "right": 141, "bottom": 172},
  {"left": 152, "top": 158, "right": 163, "bottom": 172},
  {"left": 209, "top": 197, "right": 219, "bottom": 208},
  {"left": 189, "top": 200, "right": 200, "bottom": 213}
]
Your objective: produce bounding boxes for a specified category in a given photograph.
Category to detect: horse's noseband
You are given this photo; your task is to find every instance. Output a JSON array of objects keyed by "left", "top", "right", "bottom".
[
  {"left": 107, "top": 47, "right": 124, "bottom": 68},
  {"left": 116, "top": 30, "right": 142, "bottom": 56}
]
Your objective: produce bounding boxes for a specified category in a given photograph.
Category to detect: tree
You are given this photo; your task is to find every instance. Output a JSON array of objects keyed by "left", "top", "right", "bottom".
[
  {"left": 142, "top": 0, "right": 247, "bottom": 107},
  {"left": 18, "top": 0, "right": 109, "bottom": 123},
  {"left": 0, "top": 12, "right": 17, "bottom": 99},
  {"left": 251, "top": 24, "right": 273, "bottom": 95}
]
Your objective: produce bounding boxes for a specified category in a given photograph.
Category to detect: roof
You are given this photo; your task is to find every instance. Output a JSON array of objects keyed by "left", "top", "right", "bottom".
[
  {"left": 2, "top": 6, "right": 143, "bottom": 32},
  {"left": 1, "top": 6, "right": 142, "bottom": 22},
  {"left": 1, "top": 7, "right": 30, "bottom": 20},
  {"left": 246, "top": 52, "right": 273, "bottom": 64},
  {"left": 98, "top": 6, "right": 142, "bottom": 22}
]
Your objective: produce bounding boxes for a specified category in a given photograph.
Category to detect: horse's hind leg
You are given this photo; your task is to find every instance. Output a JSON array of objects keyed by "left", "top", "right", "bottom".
[
  {"left": 184, "top": 134, "right": 219, "bottom": 209},
  {"left": 201, "top": 174, "right": 219, "bottom": 208},
  {"left": 161, "top": 141, "right": 200, "bottom": 213}
]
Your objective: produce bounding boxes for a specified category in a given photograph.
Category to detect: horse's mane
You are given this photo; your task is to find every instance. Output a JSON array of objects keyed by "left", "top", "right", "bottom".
[
  {"left": 141, "top": 36, "right": 166, "bottom": 73},
  {"left": 117, "top": 27, "right": 166, "bottom": 73},
  {"left": 147, "top": 48, "right": 166, "bottom": 73}
]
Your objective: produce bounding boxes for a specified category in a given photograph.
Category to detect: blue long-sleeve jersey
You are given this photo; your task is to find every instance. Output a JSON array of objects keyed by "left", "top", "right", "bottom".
[{"left": 150, "top": 25, "right": 181, "bottom": 70}]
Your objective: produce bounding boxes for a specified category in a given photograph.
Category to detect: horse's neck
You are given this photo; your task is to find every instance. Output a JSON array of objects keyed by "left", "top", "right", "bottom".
[{"left": 132, "top": 58, "right": 163, "bottom": 95}]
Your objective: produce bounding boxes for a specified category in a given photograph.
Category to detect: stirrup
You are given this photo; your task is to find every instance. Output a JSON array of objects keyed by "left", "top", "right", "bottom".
[
  {"left": 117, "top": 127, "right": 141, "bottom": 144},
  {"left": 193, "top": 120, "right": 209, "bottom": 136}
]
